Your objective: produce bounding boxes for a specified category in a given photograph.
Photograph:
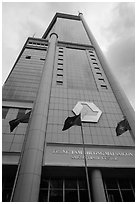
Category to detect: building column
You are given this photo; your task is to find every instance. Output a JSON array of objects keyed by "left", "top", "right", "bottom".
[
  {"left": 79, "top": 13, "right": 135, "bottom": 138},
  {"left": 90, "top": 169, "right": 106, "bottom": 202},
  {"left": 13, "top": 32, "right": 58, "bottom": 201}
]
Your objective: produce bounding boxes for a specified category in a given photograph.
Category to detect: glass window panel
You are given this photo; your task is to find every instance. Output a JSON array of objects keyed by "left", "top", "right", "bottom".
[
  {"left": 59, "top": 50, "right": 63, "bottom": 53},
  {"left": 121, "top": 190, "right": 135, "bottom": 202},
  {"left": 65, "top": 190, "right": 78, "bottom": 202},
  {"left": 2, "top": 168, "right": 17, "bottom": 202},
  {"left": 105, "top": 178, "right": 118, "bottom": 189},
  {"left": 107, "top": 190, "right": 121, "bottom": 202},
  {"left": 118, "top": 179, "right": 131, "bottom": 189},
  {"left": 56, "top": 81, "right": 63, "bottom": 85},
  {"left": 131, "top": 179, "right": 135, "bottom": 189},
  {"left": 49, "top": 189, "right": 63, "bottom": 202},
  {"left": 40, "top": 179, "right": 49, "bottom": 188},
  {"left": 79, "top": 179, "right": 87, "bottom": 189},
  {"left": 39, "top": 190, "right": 48, "bottom": 202},
  {"left": 25, "top": 56, "right": 31, "bottom": 59},
  {"left": 65, "top": 179, "right": 77, "bottom": 189},
  {"left": 50, "top": 179, "right": 63, "bottom": 189},
  {"left": 79, "top": 190, "right": 89, "bottom": 202},
  {"left": 3, "top": 176, "right": 14, "bottom": 188},
  {"left": 2, "top": 189, "right": 12, "bottom": 202}
]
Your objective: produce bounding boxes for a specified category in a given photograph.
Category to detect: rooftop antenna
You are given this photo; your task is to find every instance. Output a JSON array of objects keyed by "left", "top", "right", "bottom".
[{"left": 32, "top": 33, "right": 36, "bottom": 38}]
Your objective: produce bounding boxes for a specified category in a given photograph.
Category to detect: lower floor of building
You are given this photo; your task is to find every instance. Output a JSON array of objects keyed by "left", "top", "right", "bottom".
[{"left": 2, "top": 165, "right": 135, "bottom": 202}]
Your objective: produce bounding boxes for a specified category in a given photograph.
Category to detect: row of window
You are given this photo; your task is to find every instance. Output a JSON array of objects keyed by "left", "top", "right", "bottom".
[
  {"left": 104, "top": 178, "right": 135, "bottom": 202},
  {"left": 38, "top": 177, "right": 135, "bottom": 202},
  {"left": 28, "top": 41, "right": 48, "bottom": 48},
  {"left": 88, "top": 50, "right": 108, "bottom": 90},
  {"left": 2, "top": 165, "right": 135, "bottom": 202},
  {"left": 39, "top": 178, "right": 89, "bottom": 202},
  {"left": 25, "top": 55, "right": 46, "bottom": 61},
  {"left": 2, "top": 176, "right": 135, "bottom": 202},
  {"left": 56, "top": 47, "right": 64, "bottom": 85}
]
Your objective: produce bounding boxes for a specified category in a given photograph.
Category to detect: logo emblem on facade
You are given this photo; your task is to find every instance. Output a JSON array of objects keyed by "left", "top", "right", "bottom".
[{"left": 73, "top": 101, "right": 102, "bottom": 122}]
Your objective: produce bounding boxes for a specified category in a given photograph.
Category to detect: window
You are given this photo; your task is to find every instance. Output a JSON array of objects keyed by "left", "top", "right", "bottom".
[
  {"left": 2, "top": 107, "right": 9, "bottom": 119},
  {"left": 2, "top": 176, "right": 14, "bottom": 201},
  {"left": 89, "top": 50, "right": 94, "bottom": 54},
  {"left": 56, "top": 81, "right": 63, "bottom": 85},
  {"left": 58, "top": 54, "right": 63, "bottom": 57},
  {"left": 57, "top": 67, "right": 63, "bottom": 71},
  {"left": 96, "top": 72, "right": 102, "bottom": 76},
  {"left": 58, "top": 62, "right": 63, "bottom": 66},
  {"left": 57, "top": 73, "right": 63, "bottom": 77},
  {"left": 94, "top": 67, "right": 100, "bottom": 70},
  {"left": 99, "top": 78, "right": 105, "bottom": 82},
  {"left": 90, "top": 54, "right": 95, "bottom": 57},
  {"left": 39, "top": 178, "right": 89, "bottom": 202},
  {"left": 2, "top": 165, "right": 17, "bottom": 202},
  {"left": 103, "top": 178, "right": 135, "bottom": 202},
  {"left": 93, "top": 62, "right": 98, "bottom": 65},
  {"left": 25, "top": 56, "right": 31, "bottom": 59},
  {"left": 101, "top": 85, "right": 107, "bottom": 89}
]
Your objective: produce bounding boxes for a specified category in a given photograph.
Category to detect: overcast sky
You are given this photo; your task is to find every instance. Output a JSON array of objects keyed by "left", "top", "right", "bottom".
[{"left": 2, "top": 2, "right": 135, "bottom": 109}]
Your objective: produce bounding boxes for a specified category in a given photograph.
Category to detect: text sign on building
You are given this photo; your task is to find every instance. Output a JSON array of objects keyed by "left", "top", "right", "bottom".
[
  {"left": 44, "top": 145, "right": 135, "bottom": 168},
  {"left": 73, "top": 101, "right": 102, "bottom": 122}
]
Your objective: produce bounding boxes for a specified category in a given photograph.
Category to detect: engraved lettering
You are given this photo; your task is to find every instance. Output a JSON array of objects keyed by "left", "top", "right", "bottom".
[{"left": 52, "top": 149, "right": 134, "bottom": 160}]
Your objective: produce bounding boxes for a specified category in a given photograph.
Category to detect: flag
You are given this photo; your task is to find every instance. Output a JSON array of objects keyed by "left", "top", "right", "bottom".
[
  {"left": 9, "top": 111, "right": 31, "bottom": 132},
  {"left": 116, "top": 118, "right": 131, "bottom": 136},
  {"left": 62, "top": 113, "right": 81, "bottom": 131}
]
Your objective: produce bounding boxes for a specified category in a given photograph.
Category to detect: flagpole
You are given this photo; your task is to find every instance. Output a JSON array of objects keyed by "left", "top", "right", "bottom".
[
  {"left": 80, "top": 124, "right": 91, "bottom": 202},
  {"left": 10, "top": 111, "right": 32, "bottom": 201}
]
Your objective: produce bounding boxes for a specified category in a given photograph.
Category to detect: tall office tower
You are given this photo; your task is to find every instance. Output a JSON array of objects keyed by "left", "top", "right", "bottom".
[{"left": 2, "top": 13, "right": 135, "bottom": 202}]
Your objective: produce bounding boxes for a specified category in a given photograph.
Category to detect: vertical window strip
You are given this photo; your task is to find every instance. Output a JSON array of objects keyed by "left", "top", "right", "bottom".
[
  {"left": 89, "top": 49, "right": 109, "bottom": 90},
  {"left": 56, "top": 47, "right": 64, "bottom": 86}
]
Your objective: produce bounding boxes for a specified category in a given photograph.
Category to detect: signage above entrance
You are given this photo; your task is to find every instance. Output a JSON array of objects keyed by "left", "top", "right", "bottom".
[
  {"left": 73, "top": 101, "right": 102, "bottom": 122},
  {"left": 44, "top": 145, "right": 135, "bottom": 168}
]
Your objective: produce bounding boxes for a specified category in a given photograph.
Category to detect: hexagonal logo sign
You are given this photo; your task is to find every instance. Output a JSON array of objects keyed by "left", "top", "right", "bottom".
[{"left": 72, "top": 101, "right": 102, "bottom": 122}]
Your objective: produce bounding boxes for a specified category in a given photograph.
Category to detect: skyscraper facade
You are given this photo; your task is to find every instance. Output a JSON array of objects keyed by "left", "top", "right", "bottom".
[{"left": 2, "top": 13, "right": 135, "bottom": 202}]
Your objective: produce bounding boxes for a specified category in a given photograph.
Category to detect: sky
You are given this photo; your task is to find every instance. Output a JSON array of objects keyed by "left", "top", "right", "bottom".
[{"left": 2, "top": 2, "right": 135, "bottom": 109}]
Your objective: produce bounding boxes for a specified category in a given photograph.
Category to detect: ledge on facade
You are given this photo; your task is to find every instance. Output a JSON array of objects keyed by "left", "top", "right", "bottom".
[{"left": 58, "top": 41, "right": 94, "bottom": 50}]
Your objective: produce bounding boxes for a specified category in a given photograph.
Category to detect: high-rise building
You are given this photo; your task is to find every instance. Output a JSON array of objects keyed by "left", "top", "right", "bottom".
[{"left": 2, "top": 13, "right": 135, "bottom": 202}]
